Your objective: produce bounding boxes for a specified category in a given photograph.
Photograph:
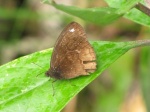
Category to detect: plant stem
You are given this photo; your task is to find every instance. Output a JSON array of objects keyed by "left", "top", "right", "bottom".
[
  {"left": 129, "top": 40, "right": 150, "bottom": 48},
  {"left": 135, "top": 3, "right": 150, "bottom": 16}
]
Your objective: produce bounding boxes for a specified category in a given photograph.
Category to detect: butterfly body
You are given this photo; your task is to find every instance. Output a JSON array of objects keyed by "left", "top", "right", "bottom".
[{"left": 46, "top": 22, "right": 96, "bottom": 79}]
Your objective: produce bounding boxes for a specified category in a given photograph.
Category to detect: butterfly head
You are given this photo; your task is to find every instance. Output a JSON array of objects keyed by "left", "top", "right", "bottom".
[{"left": 45, "top": 68, "right": 63, "bottom": 79}]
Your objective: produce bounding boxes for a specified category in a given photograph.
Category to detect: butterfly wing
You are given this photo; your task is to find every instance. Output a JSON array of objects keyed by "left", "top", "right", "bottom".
[{"left": 46, "top": 22, "right": 96, "bottom": 79}]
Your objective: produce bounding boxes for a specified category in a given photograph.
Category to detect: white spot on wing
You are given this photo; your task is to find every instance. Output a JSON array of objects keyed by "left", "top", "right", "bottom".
[{"left": 69, "top": 28, "right": 75, "bottom": 32}]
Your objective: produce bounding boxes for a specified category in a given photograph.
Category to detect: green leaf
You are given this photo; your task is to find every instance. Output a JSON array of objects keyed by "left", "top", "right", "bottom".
[
  {"left": 104, "top": 0, "right": 141, "bottom": 9},
  {"left": 43, "top": 0, "right": 150, "bottom": 27},
  {"left": 43, "top": 1, "right": 123, "bottom": 25},
  {"left": 42, "top": 0, "right": 144, "bottom": 25},
  {"left": 124, "top": 8, "right": 150, "bottom": 27},
  {"left": 0, "top": 40, "right": 150, "bottom": 112},
  {"left": 112, "top": 0, "right": 141, "bottom": 14},
  {"left": 105, "top": 0, "right": 150, "bottom": 27}
]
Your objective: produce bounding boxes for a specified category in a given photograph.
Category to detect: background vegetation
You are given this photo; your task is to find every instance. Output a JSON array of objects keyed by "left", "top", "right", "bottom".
[{"left": 0, "top": 0, "right": 150, "bottom": 112}]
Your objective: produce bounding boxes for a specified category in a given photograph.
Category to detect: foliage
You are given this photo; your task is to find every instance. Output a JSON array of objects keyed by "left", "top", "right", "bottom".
[
  {"left": 0, "top": 40, "right": 150, "bottom": 111},
  {"left": 0, "top": 0, "right": 150, "bottom": 111}
]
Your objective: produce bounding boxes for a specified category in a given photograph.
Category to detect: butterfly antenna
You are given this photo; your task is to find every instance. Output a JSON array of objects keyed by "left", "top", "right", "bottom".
[
  {"left": 32, "top": 62, "right": 45, "bottom": 77},
  {"left": 32, "top": 62, "right": 45, "bottom": 69}
]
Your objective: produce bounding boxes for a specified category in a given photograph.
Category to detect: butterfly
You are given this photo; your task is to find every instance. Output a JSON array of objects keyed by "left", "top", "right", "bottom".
[{"left": 46, "top": 22, "right": 96, "bottom": 79}]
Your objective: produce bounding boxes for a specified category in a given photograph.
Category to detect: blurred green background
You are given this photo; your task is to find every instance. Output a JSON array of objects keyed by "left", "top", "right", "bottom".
[{"left": 0, "top": 0, "right": 150, "bottom": 112}]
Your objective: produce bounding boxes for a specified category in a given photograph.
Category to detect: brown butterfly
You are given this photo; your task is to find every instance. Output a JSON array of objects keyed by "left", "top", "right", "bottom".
[{"left": 46, "top": 22, "right": 96, "bottom": 79}]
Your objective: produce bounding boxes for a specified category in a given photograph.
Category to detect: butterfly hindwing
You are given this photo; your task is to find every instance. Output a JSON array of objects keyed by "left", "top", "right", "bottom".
[{"left": 46, "top": 22, "right": 96, "bottom": 79}]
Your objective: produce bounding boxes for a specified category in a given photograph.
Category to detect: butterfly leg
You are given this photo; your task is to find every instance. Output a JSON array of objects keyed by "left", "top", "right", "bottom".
[{"left": 50, "top": 78, "right": 57, "bottom": 96}]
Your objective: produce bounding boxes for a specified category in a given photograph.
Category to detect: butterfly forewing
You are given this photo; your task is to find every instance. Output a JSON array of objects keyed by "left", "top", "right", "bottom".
[{"left": 46, "top": 22, "right": 96, "bottom": 79}]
